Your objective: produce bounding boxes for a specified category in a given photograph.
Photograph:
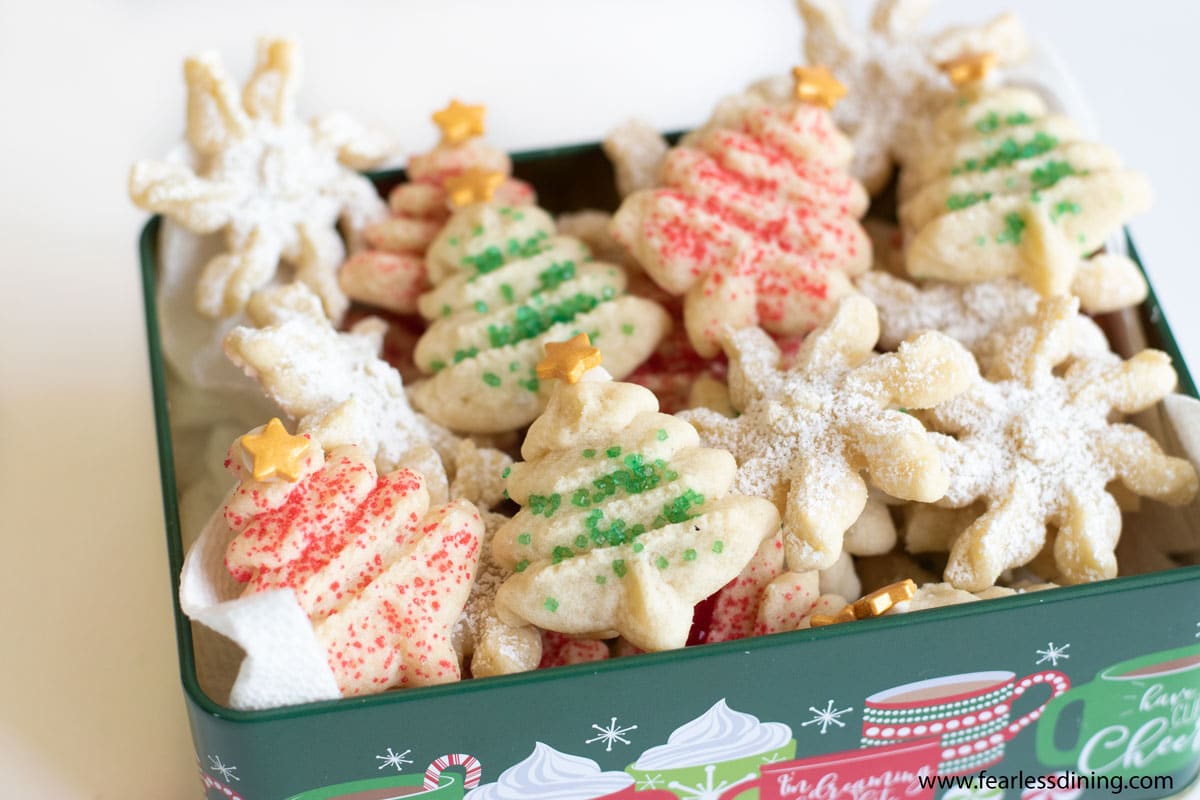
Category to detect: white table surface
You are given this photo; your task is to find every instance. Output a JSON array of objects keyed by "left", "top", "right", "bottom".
[{"left": 1, "top": 1, "right": 1197, "bottom": 797}]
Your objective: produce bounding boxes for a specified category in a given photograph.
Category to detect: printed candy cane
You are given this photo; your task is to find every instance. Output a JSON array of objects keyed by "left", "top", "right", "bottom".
[
  {"left": 200, "top": 771, "right": 245, "bottom": 800},
  {"left": 424, "top": 754, "right": 482, "bottom": 791}
]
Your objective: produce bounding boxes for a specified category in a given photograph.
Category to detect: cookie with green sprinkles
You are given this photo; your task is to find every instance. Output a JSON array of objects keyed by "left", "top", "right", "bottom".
[
  {"left": 897, "top": 85, "right": 1151, "bottom": 313},
  {"left": 491, "top": 350, "right": 779, "bottom": 652},
  {"left": 409, "top": 204, "right": 670, "bottom": 433}
]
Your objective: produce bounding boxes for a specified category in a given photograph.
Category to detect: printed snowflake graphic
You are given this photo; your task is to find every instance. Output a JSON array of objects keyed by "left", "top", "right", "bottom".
[
  {"left": 637, "top": 773, "right": 665, "bottom": 790},
  {"left": 586, "top": 717, "right": 638, "bottom": 752},
  {"left": 801, "top": 700, "right": 853, "bottom": 734},
  {"left": 1036, "top": 642, "right": 1071, "bottom": 667},
  {"left": 669, "top": 765, "right": 756, "bottom": 800},
  {"left": 761, "top": 751, "right": 788, "bottom": 764},
  {"left": 1194, "top": 622, "right": 1199, "bottom": 638},
  {"left": 207, "top": 755, "right": 240, "bottom": 783},
  {"left": 375, "top": 747, "right": 413, "bottom": 772}
]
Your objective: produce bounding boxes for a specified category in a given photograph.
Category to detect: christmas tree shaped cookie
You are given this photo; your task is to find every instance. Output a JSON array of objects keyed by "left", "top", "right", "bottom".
[
  {"left": 899, "top": 58, "right": 1151, "bottom": 313},
  {"left": 339, "top": 100, "right": 536, "bottom": 315},
  {"left": 222, "top": 419, "right": 483, "bottom": 695},
  {"left": 610, "top": 66, "right": 871, "bottom": 357},
  {"left": 411, "top": 200, "right": 670, "bottom": 433},
  {"left": 491, "top": 336, "right": 779, "bottom": 651}
]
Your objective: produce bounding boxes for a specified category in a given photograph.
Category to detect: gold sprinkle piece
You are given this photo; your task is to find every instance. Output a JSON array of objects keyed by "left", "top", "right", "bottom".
[
  {"left": 432, "top": 99, "right": 486, "bottom": 145},
  {"left": 791, "top": 65, "right": 847, "bottom": 110},
  {"left": 537, "top": 333, "right": 603, "bottom": 384},
  {"left": 939, "top": 52, "right": 997, "bottom": 87},
  {"left": 444, "top": 167, "right": 505, "bottom": 207},
  {"left": 239, "top": 418, "right": 310, "bottom": 482}
]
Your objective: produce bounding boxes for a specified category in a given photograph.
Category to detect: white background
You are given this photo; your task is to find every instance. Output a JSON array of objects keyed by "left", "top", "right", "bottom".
[{"left": 1, "top": 1, "right": 1198, "bottom": 797}]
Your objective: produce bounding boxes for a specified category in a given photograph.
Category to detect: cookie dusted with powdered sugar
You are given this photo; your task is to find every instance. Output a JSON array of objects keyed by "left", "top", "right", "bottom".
[
  {"left": 129, "top": 38, "right": 390, "bottom": 321},
  {"left": 921, "top": 296, "right": 1198, "bottom": 591},
  {"left": 682, "top": 295, "right": 977, "bottom": 572}
]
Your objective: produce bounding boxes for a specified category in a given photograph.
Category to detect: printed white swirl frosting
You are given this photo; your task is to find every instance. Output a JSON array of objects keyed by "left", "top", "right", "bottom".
[
  {"left": 466, "top": 742, "right": 633, "bottom": 800},
  {"left": 633, "top": 699, "right": 793, "bottom": 770}
]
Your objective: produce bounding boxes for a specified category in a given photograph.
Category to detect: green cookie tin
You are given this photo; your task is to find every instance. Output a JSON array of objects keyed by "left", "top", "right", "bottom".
[{"left": 139, "top": 140, "right": 1200, "bottom": 800}]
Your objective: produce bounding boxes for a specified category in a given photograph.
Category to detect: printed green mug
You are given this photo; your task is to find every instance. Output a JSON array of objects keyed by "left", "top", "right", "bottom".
[{"left": 1036, "top": 643, "right": 1200, "bottom": 778}]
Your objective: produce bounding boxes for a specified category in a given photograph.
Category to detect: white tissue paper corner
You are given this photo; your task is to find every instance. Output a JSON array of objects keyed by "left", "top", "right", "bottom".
[{"left": 179, "top": 492, "right": 341, "bottom": 710}]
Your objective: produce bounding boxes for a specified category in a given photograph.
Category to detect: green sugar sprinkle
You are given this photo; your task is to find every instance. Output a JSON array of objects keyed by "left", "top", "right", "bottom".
[
  {"left": 461, "top": 232, "right": 549, "bottom": 276},
  {"left": 509, "top": 361, "right": 520, "bottom": 372},
  {"left": 448, "top": 237, "right": 459, "bottom": 246},
  {"left": 712, "top": 541, "right": 724, "bottom": 554},
  {"left": 611, "top": 559, "right": 627, "bottom": 578},
  {"left": 471, "top": 224, "right": 485, "bottom": 238},
  {"left": 975, "top": 112, "right": 1001, "bottom": 134},
  {"left": 500, "top": 284, "right": 515, "bottom": 303},
  {"left": 551, "top": 546, "right": 574, "bottom": 564},
  {"left": 606, "top": 446, "right": 622, "bottom": 458},
  {"left": 485, "top": 292, "right": 603, "bottom": 349},
  {"left": 582, "top": 449, "right": 596, "bottom": 458},
  {"left": 1030, "top": 160, "right": 1078, "bottom": 190},
  {"left": 633, "top": 542, "right": 645, "bottom": 553},
  {"left": 501, "top": 467, "right": 511, "bottom": 478},
  {"left": 543, "top": 597, "right": 559, "bottom": 612},
  {"left": 656, "top": 428, "right": 668, "bottom": 441},
  {"left": 528, "top": 493, "right": 561, "bottom": 518},
  {"left": 517, "top": 532, "right": 531, "bottom": 545},
  {"left": 515, "top": 559, "right": 529, "bottom": 572},
  {"left": 601, "top": 287, "right": 616, "bottom": 300},
  {"left": 683, "top": 549, "right": 697, "bottom": 561},
  {"left": 521, "top": 377, "right": 540, "bottom": 393},
  {"left": 430, "top": 360, "right": 446, "bottom": 373},
  {"left": 995, "top": 212, "right": 1026, "bottom": 246},
  {"left": 1051, "top": 200, "right": 1082, "bottom": 221},
  {"left": 946, "top": 191, "right": 992, "bottom": 211},
  {"left": 953, "top": 132, "right": 1058, "bottom": 175},
  {"left": 441, "top": 304, "right": 452, "bottom": 318},
  {"left": 474, "top": 300, "right": 488, "bottom": 314},
  {"left": 654, "top": 489, "right": 705, "bottom": 527},
  {"left": 595, "top": 575, "right": 606, "bottom": 584},
  {"left": 574, "top": 535, "right": 589, "bottom": 549},
  {"left": 536, "top": 261, "right": 577, "bottom": 292},
  {"left": 1006, "top": 111, "right": 1034, "bottom": 126},
  {"left": 975, "top": 235, "right": 988, "bottom": 246},
  {"left": 572, "top": 488, "right": 591, "bottom": 507},
  {"left": 453, "top": 347, "right": 478, "bottom": 363},
  {"left": 621, "top": 323, "right": 635, "bottom": 335},
  {"left": 655, "top": 555, "right": 669, "bottom": 569},
  {"left": 482, "top": 372, "right": 501, "bottom": 387}
]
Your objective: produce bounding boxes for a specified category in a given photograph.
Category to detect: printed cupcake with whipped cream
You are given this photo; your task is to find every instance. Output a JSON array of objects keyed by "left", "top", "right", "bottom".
[
  {"left": 466, "top": 742, "right": 672, "bottom": 800},
  {"left": 625, "top": 699, "right": 796, "bottom": 797}
]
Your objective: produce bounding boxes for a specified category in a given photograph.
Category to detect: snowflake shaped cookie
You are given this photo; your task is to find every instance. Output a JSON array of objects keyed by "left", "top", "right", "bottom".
[
  {"left": 923, "top": 296, "right": 1199, "bottom": 591},
  {"left": 223, "top": 283, "right": 465, "bottom": 502},
  {"left": 683, "top": 295, "right": 977, "bottom": 570},
  {"left": 130, "top": 38, "right": 389, "bottom": 320},
  {"left": 856, "top": 271, "right": 1110, "bottom": 370},
  {"left": 793, "top": 0, "right": 1030, "bottom": 193}
]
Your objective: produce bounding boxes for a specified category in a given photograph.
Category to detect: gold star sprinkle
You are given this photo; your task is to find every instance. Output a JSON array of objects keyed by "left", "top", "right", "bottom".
[
  {"left": 444, "top": 167, "right": 505, "bottom": 208},
  {"left": 239, "top": 418, "right": 310, "bottom": 482},
  {"left": 432, "top": 100, "right": 486, "bottom": 145},
  {"left": 537, "top": 333, "right": 603, "bottom": 384},
  {"left": 939, "top": 52, "right": 997, "bottom": 87},
  {"left": 792, "top": 65, "right": 847, "bottom": 110},
  {"left": 810, "top": 579, "right": 916, "bottom": 628}
]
